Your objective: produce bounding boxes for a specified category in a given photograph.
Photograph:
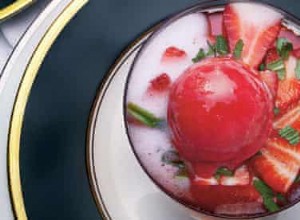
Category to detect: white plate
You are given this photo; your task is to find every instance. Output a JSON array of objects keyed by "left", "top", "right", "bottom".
[
  {"left": 0, "top": 0, "right": 87, "bottom": 219},
  {"left": 87, "top": 29, "right": 300, "bottom": 220},
  {"left": 0, "top": 31, "right": 12, "bottom": 73}
]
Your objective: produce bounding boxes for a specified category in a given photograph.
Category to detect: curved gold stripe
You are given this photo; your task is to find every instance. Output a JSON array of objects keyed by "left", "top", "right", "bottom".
[
  {"left": 8, "top": 0, "right": 88, "bottom": 219},
  {"left": 0, "top": 0, "right": 34, "bottom": 21}
]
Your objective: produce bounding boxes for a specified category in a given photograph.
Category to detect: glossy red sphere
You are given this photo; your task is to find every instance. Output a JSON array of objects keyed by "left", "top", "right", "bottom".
[{"left": 167, "top": 58, "right": 273, "bottom": 167}]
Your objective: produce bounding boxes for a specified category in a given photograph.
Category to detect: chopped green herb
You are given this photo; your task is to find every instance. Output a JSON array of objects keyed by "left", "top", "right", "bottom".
[
  {"left": 161, "top": 150, "right": 185, "bottom": 168},
  {"left": 295, "top": 175, "right": 300, "bottom": 183},
  {"left": 259, "top": 63, "right": 266, "bottom": 71},
  {"left": 267, "top": 59, "right": 285, "bottom": 72},
  {"left": 207, "top": 40, "right": 216, "bottom": 56},
  {"left": 273, "top": 107, "right": 280, "bottom": 116},
  {"left": 162, "top": 150, "right": 188, "bottom": 178},
  {"left": 214, "top": 167, "right": 234, "bottom": 180},
  {"left": 127, "top": 102, "right": 163, "bottom": 128},
  {"left": 279, "top": 126, "right": 300, "bottom": 145},
  {"left": 215, "top": 35, "right": 229, "bottom": 55},
  {"left": 253, "top": 179, "right": 280, "bottom": 212},
  {"left": 277, "top": 69, "right": 286, "bottom": 81},
  {"left": 267, "top": 59, "right": 286, "bottom": 80},
  {"left": 175, "top": 167, "right": 189, "bottom": 178},
  {"left": 276, "top": 38, "right": 293, "bottom": 60},
  {"left": 295, "top": 60, "right": 300, "bottom": 80},
  {"left": 233, "top": 39, "right": 244, "bottom": 59},
  {"left": 192, "top": 48, "right": 206, "bottom": 63}
]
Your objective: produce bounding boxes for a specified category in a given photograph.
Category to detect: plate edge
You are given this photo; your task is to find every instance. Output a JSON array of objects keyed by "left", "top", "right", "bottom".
[{"left": 7, "top": 0, "right": 88, "bottom": 219}]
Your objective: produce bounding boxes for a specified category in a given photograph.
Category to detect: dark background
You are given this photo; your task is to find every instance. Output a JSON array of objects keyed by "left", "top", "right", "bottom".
[
  {"left": 19, "top": 0, "right": 300, "bottom": 219},
  {"left": 0, "top": 0, "right": 14, "bottom": 8}
]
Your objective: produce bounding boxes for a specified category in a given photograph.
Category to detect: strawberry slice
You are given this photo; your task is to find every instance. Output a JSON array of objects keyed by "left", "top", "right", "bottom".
[
  {"left": 260, "top": 70, "right": 278, "bottom": 99},
  {"left": 223, "top": 2, "right": 282, "bottom": 68},
  {"left": 274, "top": 104, "right": 300, "bottom": 129},
  {"left": 220, "top": 165, "right": 250, "bottom": 186},
  {"left": 276, "top": 55, "right": 300, "bottom": 112},
  {"left": 252, "top": 137, "right": 300, "bottom": 193}
]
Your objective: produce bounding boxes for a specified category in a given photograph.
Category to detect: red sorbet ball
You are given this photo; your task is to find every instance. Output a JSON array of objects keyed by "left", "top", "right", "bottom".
[{"left": 167, "top": 57, "right": 273, "bottom": 166}]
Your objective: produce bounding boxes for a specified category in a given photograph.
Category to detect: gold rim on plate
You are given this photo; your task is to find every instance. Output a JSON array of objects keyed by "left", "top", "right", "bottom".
[
  {"left": 0, "top": 0, "right": 35, "bottom": 21},
  {"left": 8, "top": 0, "right": 88, "bottom": 219}
]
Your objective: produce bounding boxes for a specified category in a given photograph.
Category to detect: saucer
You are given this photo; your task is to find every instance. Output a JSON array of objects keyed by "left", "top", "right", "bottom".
[{"left": 87, "top": 18, "right": 300, "bottom": 220}]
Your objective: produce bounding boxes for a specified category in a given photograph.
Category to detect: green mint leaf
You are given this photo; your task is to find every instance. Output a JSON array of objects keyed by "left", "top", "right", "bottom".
[
  {"left": 276, "top": 38, "right": 293, "bottom": 60},
  {"left": 214, "top": 167, "right": 233, "bottom": 180},
  {"left": 127, "top": 102, "right": 163, "bottom": 128},
  {"left": 267, "top": 59, "right": 286, "bottom": 80},
  {"left": 279, "top": 126, "right": 300, "bottom": 145},
  {"left": 267, "top": 59, "right": 285, "bottom": 72},
  {"left": 295, "top": 175, "right": 300, "bottom": 183},
  {"left": 233, "top": 39, "right": 244, "bottom": 59},
  {"left": 215, "top": 35, "right": 229, "bottom": 55},
  {"left": 259, "top": 63, "right": 266, "bottom": 71},
  {"left": 192, "top": 48, "right": 206, "bottom": 63},
  {"left": 207, "top": 40, "right": 216, "bottom": 57},
  {"left": 253, "top": 179, "right": 280, "bottom": 212},
  {"left": 295, "top": 60, "right": 300, "bottom": 80}
]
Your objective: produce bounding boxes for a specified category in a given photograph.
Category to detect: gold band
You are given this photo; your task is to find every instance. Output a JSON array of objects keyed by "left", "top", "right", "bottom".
[
  {"left": 8, "top": 0, "right": 88, "bottom": 219},
  {"left": 0, "top": 0, "right": 34, "bottom": 21}
]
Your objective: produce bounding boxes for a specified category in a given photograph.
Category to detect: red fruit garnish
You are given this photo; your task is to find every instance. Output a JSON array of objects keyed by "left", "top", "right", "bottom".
[
  {"left": 252, "top": 137, "right": 300, "bottom": 193},
  {"left": 274, "top": 104, "right": 300, "bottom": 129},
  {"left": 190, "top": 181, "right": 261, "bottom": 212},
  {"left": 279, "top": 28, "right": 300, "bottom": 50},
  {"left": 276, "top": 55, "right": 300, "bottom": 112},
  {"left": 223, "top": 2, "right": 282, "bottom": 68},
  {"left": 162, "top": 46, "right": 187, "bottom": 62},
  {"left": 292, "top": 48, "right": 300, "bottom": 58},
  {"left": 168, "top": 57, "right": 273, "bottom": 166},
  {"left": 265, "top": 48, "right": 281, "bottom": 65},
  {"left": 148, "top": 73, "right": 171, "bottom": 94},
  {"left": 208, "top": 12, "right": 223, "bottom": 37},
  {"left": 260, "top": 70, "right": 278, "bottom": 99}
]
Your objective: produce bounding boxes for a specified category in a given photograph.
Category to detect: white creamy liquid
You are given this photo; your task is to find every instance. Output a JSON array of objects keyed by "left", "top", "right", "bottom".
[{"left": 127, "top": 12, "right": 209, "bottom": 199}]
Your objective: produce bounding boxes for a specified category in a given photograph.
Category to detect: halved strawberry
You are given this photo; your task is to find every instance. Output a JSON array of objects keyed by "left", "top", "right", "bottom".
[
  {"left": 276, "top": 55, "right": 300, "bottom": 112},
  {"left": 162, "top": 46, "right": 187, "bottom": 62},
  {"left": 223, "top": 2, "right": 282, "bottom": 68},
  {"left": 220, "top": 165, "right": 250, "bottom": 186},
  {"left": 260, "top": 70, "right": 278, "bottom": 99},
  {"left": 273, "top": 104, "right": 300, "bottom": 129},
  {"left": 252, "top": 137, "right": 300, "bottom": 193}
]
